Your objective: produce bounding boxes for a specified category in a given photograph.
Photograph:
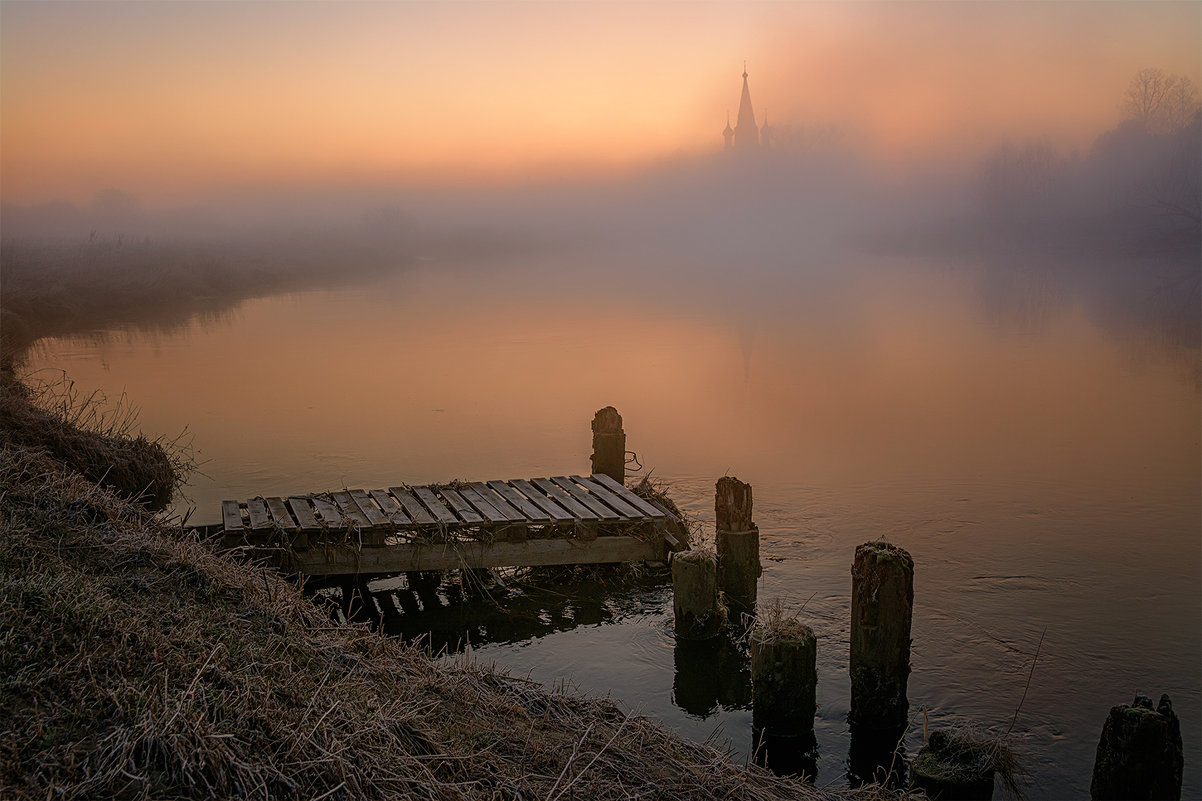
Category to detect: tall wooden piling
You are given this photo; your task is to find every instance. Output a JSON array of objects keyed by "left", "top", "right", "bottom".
[
  {"left": 672, "top": 549, "right": 726, "bottom": 639},
  {"left": 1091, "top": 694, "right": 1183, "bottom": 800},
  {"left": 750, "top": 616, "right": 817, "bottom": 736},
  {"left": 590, "top": 406, "right": 626, "bottom": 484},
  {"left": 715, "top": 477, "right": 760, "bottom": 613},
  {"left": 849, "top": 541, "right": 914, "bottom": 732}
]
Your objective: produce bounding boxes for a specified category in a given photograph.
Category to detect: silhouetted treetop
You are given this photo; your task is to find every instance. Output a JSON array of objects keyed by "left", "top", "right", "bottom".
[{"left": 1121, "top": 68, "right": 1201, "bottom": 135}]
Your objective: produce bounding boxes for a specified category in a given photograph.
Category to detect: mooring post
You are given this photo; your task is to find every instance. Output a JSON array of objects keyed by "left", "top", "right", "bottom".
[
  {"left": 671, "top": 549, "right": 726, "bottom": 639},
  {"left": 750, "top": 616, "right": 817, "bottom": 736},
  {"left": 1090, "top": 694, "right": 1183, "bottom": 800},
  {"left": 590, "top": 406, "right": 626, "bottom": 483},
  {"left": 715, "top": 476, "right": 760, "bottom": 615},
  {"left": 849, "top": 541, "right": 914, "bottom": 733}
]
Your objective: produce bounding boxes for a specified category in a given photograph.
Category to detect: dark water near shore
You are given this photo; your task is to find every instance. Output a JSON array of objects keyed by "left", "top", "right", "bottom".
[{"left": 27, "top": 251, "right": 1200, "bottom": 798}]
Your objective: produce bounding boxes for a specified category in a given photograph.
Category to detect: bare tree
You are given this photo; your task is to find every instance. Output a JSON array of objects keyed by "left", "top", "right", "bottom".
[{"left": 1121, "top": 68, "right": 1201, "bottom": 134}]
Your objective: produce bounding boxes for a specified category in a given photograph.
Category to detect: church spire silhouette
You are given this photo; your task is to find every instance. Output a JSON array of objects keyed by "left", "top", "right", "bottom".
[{"left": 734, "top": 63, "right": 759, "bottom": 149}]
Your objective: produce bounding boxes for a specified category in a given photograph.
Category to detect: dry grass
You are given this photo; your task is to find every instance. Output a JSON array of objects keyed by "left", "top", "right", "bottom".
[
  {"left": 632, "top": 473, "right": 697, "bottom": 549},
  {"left": 749, "top": 599, "right": 813, "bottom": 645},
  {"left": 0, "top": 370, "right": 189, "bottom": 511},
  {"left": 913, "top": 726, "right": 1026, "bottom": 799},
  {"left": 0, "top": 438, "right": 908, "bottom": 801}
]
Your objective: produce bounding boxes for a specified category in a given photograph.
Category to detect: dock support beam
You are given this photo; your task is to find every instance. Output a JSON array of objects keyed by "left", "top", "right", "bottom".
[
  {"left": 591, "top": 406, "right": 626, "bottom": 484},
  {"left": 716, "top": 477, "right": 760, "bottom": 616},
  {"left": 849, "top": 541, "right": 914, "bottom": 733},
  {"left": 672, "top": 549, "right": 725, "bottom": 639}
]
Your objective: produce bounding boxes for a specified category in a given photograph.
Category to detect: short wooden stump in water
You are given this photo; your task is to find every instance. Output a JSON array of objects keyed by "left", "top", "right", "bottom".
[
  {"left": 749, "top": 616, "right": 817, "bottom": 735},
  {"left": 911, "top": 730, "right": 996, "bottom": 800},
  {"left": 671, "top": 549, "right": 726, "bottom": 640}
]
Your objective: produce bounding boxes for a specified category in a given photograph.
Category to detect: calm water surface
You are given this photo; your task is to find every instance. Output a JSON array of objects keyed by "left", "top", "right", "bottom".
[{"left": 28, "top": 252, "right": 1200, "bottom": 798}]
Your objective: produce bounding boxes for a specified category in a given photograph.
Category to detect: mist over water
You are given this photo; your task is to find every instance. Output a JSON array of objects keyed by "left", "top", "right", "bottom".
[
  {"left": 4, "top": 2, "right": 1200, "bottom": 797},
  {"left": 24, "top": 237, "right": 1200, "bottom": 797}
]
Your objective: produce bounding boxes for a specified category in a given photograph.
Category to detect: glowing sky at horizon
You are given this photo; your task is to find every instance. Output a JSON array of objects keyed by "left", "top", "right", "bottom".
[{"left": 2, "top": 1, "right": 1198, "bottom": 203}]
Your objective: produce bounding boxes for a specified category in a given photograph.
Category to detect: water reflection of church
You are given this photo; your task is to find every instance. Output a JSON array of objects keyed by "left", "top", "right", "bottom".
[{"left": 722, "top": 65, "right": 774, "bottom": 151}]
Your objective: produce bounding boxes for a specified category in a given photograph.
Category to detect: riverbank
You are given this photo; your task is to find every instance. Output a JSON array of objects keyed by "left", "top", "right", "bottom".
[{"left": 0, "top": 377, "right": 892, "bottom": 800}]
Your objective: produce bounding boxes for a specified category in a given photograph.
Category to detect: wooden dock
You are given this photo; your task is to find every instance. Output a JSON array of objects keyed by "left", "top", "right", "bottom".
[{"left": 222, "top": 473, "right": 680, "bottom": 576}]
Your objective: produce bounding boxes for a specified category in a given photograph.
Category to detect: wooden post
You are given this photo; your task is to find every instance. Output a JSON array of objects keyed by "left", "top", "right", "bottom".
[
  {"left": 671, "top": 549, "right": 726, "bottom": 639},
  {"left": 849, "top": 541, "right": 914, "bottom": 732},
  {"left": 715, "top": 477, "right": 760, "bottom": 614},
  {"left": 1091, "top": 694, "right": 1183, "bottom": 800},
  {"left": 750, "top": 617, "right": 817, "bottom": 736},
  {"left": 590, "top": 406, "right": 626, "bottom": 483},
  {"left": 911, "top": 730, "right": 995, "bottom": 800}
]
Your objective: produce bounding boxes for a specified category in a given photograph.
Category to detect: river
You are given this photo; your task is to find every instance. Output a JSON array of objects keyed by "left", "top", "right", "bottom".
[{"left": 26, "top": 248, "right": 1200, "bottom": 798}]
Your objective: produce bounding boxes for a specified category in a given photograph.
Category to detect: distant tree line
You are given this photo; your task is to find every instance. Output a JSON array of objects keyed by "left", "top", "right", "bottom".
[{"left": 978, "top": 68, "right": 1200, "bottom": 253}]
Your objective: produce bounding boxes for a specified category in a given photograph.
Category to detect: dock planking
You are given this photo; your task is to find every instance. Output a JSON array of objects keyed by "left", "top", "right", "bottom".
[
  {"left": 467, "top": 483, "right": 526, "bottom": 522},
  {"left": 286, "top": 497, "right": 322, "bottom": 531},
  {"left": 410, "top": 486, "right": 461, "bottom": 526},
  {"left": 488, "top": 480, "right": 551, "bottom": 522},
  {"left": 570, "top": 475, "right": 645, "bottom": 519},
  {"left": 439, "top": 488, "right": 484, "bottom": 524},
  {"left": 246, "top": 497, "right": 273, "bottom": 530},
  {"left": 531, "top": 478, "right": 600, "bottom": 521},
  {"left": 223, "top": 475, "right": 676, "bottom": 575},
  {"left": 349, "top": 489, "right": 390, "bottom": 528},
  {"left": 265, "top": 497, "right": 299, "bottom": 532},
  {"left": 509, "top": 479, "right": 575, "bottom": 522},
  {"left": 369, "top": 489, "right": 412, "bottom": 527},
  {"left": 310, "top": 495, "right": 344, "bottom": 529},
  {"left": 551, "top": 476, "right": 621, "bottom": 519},
  {"left": 389, "top": 487, "right": 438, "bottom": 526}
]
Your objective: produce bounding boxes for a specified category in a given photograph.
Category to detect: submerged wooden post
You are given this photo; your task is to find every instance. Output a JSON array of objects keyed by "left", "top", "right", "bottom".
[
  {"left": 750, "top": 616, "right": 817, "bottom": 736},
  {"left": 716, "top": 477, "right": 760, "bottom": 614},
  {"left": 911, "top": 730, "right": 996, "bottom": 800},
  {"left": 1090, "top": 694, "right": 1183, "bottom": 800},
  {"left": 849, "top": 541, "right": 914, "bottom": 733},
  {"left": 672, "top": 549, "right": 726, "bottom": 639},
  {"left": 590, "top": 406, "right": 626, "bottom": 484}
]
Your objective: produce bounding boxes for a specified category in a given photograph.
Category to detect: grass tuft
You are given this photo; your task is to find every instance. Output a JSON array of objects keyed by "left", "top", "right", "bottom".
[{"left": 0, "top": 370, "right": 190, "bottom": 510}]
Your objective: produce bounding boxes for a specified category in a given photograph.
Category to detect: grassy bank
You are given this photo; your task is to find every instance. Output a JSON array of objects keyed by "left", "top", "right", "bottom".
[{"left": 0, "top": 381, "right": 892, "bottom": 800}]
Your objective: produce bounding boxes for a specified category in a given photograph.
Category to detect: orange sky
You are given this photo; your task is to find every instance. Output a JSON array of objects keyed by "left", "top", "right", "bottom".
[{"left": 2, "top": 1, "right": 1198, "bottom": 203}]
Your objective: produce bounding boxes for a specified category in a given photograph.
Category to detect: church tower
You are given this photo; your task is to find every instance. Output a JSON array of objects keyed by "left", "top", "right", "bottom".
[
  {"left": 734, "top": 65, "right": 759, "bottom": 149},
  {"left": 723, "top": 111, "right": 734, "bottom": 150}
]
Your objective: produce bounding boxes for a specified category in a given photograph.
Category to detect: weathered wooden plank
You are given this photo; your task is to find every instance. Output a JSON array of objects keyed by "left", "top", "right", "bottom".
[
  {"left": 413, "top": 486, "right": 461, "bottom": 526},
  {"left": 246, "top": 498, "right": 273, "bottom": 530},
  {"left": 265, "top": 496, "right": 299, "bottom": 531},
  {"left": 349, "top": 489, "right": 390, "bottom": 528},
  {"left": 570, "top": 475, "right": 644, "bottom": 519},
  {"left": 286, "top": 497, "right": 322, "bottom": 532},
  {"left": 457, "top": 484, "right": 507, "bottom": 523},
  {"left": 550, "top": 476, "right": 620, "bottom": 519},
  {"left": 531, "top": 478, "right": 599, "bottom": 520},
  {"left": 332, "top": 491, "right": 371, "bottom": 528},
  {"left": 369, "top": 489, "right": 413, "bottom": 527},
  {"left": 286, "top": 535, "right": 658, "bottom": 575},
  {"left": 439, "top": 488, "right": 484, "bottom": 524},
  {"left": 390, "top": 487, "right": 438, "bottom": 526},
  {"left": 487, "top": 480, "right": 551, "bottom": 522},
  {"left": 510, "top": 479, "right": 576, "bottom": 521},
  {"left": 590, "top": 473, "right": 670, "bottom": 520},
  {"left": 466, "top": 483, "right": 525, "bottom": 522},
  {"left": 310, "top": 495, "right": 344, "bottom": 529},
  {"left": 221, "top": 500, "right": 244, "bottom": 532}
]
